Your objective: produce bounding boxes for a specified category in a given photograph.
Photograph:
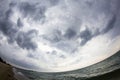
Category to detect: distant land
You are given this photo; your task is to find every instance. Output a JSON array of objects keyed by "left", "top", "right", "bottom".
[
  {"left": 0, "top": 57, "right": 17, "bottom": 80},
  {"left": 0, "top": 58, "right": 29, "bottom": 80}
]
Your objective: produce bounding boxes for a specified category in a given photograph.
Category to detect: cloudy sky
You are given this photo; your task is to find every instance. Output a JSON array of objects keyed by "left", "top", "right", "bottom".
[{"left": 0, "top": 0, "right": 120, "bottom": 72}]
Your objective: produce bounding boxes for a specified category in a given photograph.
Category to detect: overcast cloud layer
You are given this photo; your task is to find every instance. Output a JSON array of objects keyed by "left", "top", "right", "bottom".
[{"left": 0, "top": 0, "right": 120, "bottom": 72}]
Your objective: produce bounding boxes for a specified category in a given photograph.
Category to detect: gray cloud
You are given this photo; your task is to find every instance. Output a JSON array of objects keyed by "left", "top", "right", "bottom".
[
  {"left": 49, "top": 0, "right": 60, "bottom": 6},
  {"left": 42, "top": 29, "right": 62, "bottom": 43},
  {"left": 16, "top": 30, "right": 37, "bottom": 50},
  {"left": 0, "top": 19, "right": 19, "bottom": 45},
  {"left": 19, "top": 2, "right": 46, "bottom": 21},
  {"left": 0, "top": 19, "right": 37, "bottom": 50},
  {"left": 64, "top": 28, "right": 77, "bottom": 40},
  {"left": 102, "top": 14, "right": 117, "bottom": 34},
  {"left": 0, "top": 1, "right": 41, "bottom": 50},
  {"left": 79, "top": 28, "right": 93, "bottom": 45},
  {"left": 78, "top": 14, "right": 117, "bottom": 46},
  {"left": 0, "top": 0, "right": 119, "bottom": 50},
  {"left": 17, "top": 18, "right": 23, "bottom": 27}
]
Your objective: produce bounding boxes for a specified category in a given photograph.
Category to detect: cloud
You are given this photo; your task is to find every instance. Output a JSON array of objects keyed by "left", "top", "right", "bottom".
[
  {"left": 102, "top": 14, "right": 117, "bottom": 34},
  {"left": 64, "top": 28, "right": 77, "bottom": 39},
  {"left": 42, "top": 29, "right": 62, "bottom": 43},
  {"left": 79, "top": 14, "right": 117, "bottom": 45},
  {"left": 17, "top": 18, "right": 23, "bottom": 27},
  {"left": 19, "top": 2, "right": 46, "bottom": 21},
  {"left": 49, "top": 0, "right": 60, "bottom": 6},
  {"left": 79, "top": 28, "right": 93, "bottom": 45},
  {"left": 0, "top": 0, "right": 120, "bottom": 72},
  {"left": 16, "top": 30, "right": 38, "bottom": 50}
]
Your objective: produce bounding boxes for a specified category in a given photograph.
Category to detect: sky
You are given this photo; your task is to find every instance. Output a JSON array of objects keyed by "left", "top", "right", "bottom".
[{"left": 0, "top": 0, "right": 120, "bottom": 72}]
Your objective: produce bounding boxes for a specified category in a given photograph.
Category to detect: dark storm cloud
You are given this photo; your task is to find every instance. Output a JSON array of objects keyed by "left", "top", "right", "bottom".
[
  {"left": 102, "top": 14, "right": 117, "bottom": 34},
  {"left": 0, "top": 0, "right": 10, "bottom": 17},
  {"left": 111, "top": 12, "right": 120, "bottom": 37},
  {"left": 17, "top": 18, "right": 23, "bottom": 27},
  {"left": 0, "top": 4, "right": 16, "bottom": 40},
  {"left": 0, "top": 2, "right": 18, "bottom": 39},
  {"left": 79, "top": 14, "right": 118, "bottom": 46},
  {"left": 0, "top": 20, "right": 37, "bottom": 50},
  {"left": 79, "top": 28, "right": 93, "bottom": 45},
  {"left": 49, "top": 0, "right": 60, "bottom": 6},
  {"left": 5, "top": 8, "right": 13, "bottom": 19},
  {"left": 0, "top": 0, "right": 119, "bottom": 49},
  {"left": 64, "top": 28, "right": 77, "bottom": 39},
  {"left": 9, "top": 1, "right": 17, "bottom": 7},
  {"left": 19, "top": 2, "right": 46, "bottom": 21},
  {"left": 16, "top": 30, "right": 37, "bottom": 50},
  {"left": 0, "top": 1, "right": 39, "bottom": 50},
  {"left": 19, "top": 2, "right": 36, "bottom": 17},
  {"left": 0, "top": 19, "right": 19, "bottom": 44}
]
